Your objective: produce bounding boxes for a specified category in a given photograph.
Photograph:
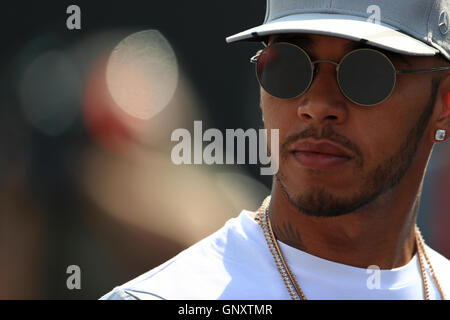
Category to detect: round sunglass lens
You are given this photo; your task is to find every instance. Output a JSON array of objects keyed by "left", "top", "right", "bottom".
[
  {"left": 257, "top": 43, "right": 313, "bottom": 99},
  {"left": 338, "top": 49, "right": 396, "bottom": 106}
]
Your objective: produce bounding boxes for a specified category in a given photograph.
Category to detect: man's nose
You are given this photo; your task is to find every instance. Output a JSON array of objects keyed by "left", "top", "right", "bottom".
[{"left": 296, "top": 63, "right": 349, "bottom": 126}]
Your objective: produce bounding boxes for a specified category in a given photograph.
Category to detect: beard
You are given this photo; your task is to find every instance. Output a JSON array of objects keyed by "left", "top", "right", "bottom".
[{"left": 276, "top": 78, "right": 440, "bottom": 218}]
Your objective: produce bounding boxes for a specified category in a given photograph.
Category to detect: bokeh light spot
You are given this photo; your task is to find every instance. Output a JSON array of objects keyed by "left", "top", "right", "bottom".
[{"left": 106, "top": 30, "right": 178, "bottom": 120}]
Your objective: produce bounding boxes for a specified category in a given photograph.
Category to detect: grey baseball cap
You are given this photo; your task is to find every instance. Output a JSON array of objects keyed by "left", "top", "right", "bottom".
[{"left": 226, "top": 0, "right": 450, "bottom": 61}]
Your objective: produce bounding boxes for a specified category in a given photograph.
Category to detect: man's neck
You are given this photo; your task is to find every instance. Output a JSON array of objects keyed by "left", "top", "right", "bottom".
[{"left": 268, "top": 181, "right": 420, "bottom": 270}]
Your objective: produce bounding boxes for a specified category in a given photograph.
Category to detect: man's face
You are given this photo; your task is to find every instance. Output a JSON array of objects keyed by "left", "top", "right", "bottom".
[{"left": 261, "top": 34, "right": 441, "bottom": 217}]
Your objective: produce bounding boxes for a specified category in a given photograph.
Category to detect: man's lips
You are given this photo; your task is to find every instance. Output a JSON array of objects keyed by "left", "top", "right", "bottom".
[
  {"left": 290, "top": 140, "right": 353, "bottom": 170},
  {"left": 291, "top": 141, "right": 352, "bottom": 158}
]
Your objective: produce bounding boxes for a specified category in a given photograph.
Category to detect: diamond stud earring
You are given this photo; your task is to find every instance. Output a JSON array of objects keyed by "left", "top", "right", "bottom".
[{"left": 435, "top": 129, "right": 447, "bottom": 141}]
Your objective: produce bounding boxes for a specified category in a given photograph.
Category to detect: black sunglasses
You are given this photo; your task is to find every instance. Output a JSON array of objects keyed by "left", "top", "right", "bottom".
[{"left": 251, "top": 42, "right": 450, "bottom": 106}]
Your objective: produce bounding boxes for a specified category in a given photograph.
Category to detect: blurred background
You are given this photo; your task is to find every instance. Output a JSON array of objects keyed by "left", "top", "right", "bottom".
[{"left": 0, "top": 0, "right": 448, "bottom": 299}]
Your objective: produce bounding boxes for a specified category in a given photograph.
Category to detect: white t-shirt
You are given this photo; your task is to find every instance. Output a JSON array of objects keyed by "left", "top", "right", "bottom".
[{"left": 101, "top": 210, "right": 450, "bottom": 300}]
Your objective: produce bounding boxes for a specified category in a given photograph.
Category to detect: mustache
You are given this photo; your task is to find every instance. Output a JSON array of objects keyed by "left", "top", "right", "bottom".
[{"left": 280, "top": 125, "right": 363, "bottom": 160}]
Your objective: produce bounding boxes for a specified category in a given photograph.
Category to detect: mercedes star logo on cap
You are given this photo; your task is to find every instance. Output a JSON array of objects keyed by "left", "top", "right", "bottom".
[{"left": 439, "top": 11, "right": 449, "bottom": 35}]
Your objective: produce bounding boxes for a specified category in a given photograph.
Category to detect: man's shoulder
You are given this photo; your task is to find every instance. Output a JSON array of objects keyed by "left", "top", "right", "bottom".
[{"left": 100, "top": 210, "right": 269, "bottom": 300}]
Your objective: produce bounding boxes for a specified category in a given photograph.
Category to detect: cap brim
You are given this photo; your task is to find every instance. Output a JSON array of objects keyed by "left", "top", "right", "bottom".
[{"left": 226, "top": 13, "right": 439, "bottom": 56}]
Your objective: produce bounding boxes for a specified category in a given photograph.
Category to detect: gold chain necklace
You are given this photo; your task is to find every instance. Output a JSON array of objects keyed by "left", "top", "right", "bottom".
[{"left": 255, "top": 196, "right": 446, "bottom": 300}]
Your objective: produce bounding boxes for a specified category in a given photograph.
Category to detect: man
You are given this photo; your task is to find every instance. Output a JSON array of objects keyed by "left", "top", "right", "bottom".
[{"left": 101, "top": 0, "right": 450, "bottom": 300}]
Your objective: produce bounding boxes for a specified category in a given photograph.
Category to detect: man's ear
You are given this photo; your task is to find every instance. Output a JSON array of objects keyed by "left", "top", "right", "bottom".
[{"left": 433, "top": 82, "right": 450, "bottom": 142}]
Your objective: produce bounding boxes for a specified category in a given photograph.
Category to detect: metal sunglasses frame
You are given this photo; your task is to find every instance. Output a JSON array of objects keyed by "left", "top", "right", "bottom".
[{"left": 250, "top": 42, "right": 450, "bottom": 106}]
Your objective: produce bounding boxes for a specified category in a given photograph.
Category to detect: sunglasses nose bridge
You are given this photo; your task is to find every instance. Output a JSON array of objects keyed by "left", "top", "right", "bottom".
[
  {"left": 310, "top": 60, "right": 339, "bottom": 83},
  {"left": 302, "top": 59, "right": 348, "bottom": 117},
  {"left": 309, "top": 60, "right": 340, "bottom": 92},
  {"left": 311, "top": 60, "right": 339, "bottom": 72}
]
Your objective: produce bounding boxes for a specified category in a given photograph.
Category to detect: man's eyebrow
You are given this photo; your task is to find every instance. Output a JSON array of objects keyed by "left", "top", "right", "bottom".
[{"left": 271, "top": 35, "right": 412, "bottom": 67}]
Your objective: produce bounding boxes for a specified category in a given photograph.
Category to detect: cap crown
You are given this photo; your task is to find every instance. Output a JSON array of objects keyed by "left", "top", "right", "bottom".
[{"left": 264, "top": 0, "right": 450, "bottom": 59}]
